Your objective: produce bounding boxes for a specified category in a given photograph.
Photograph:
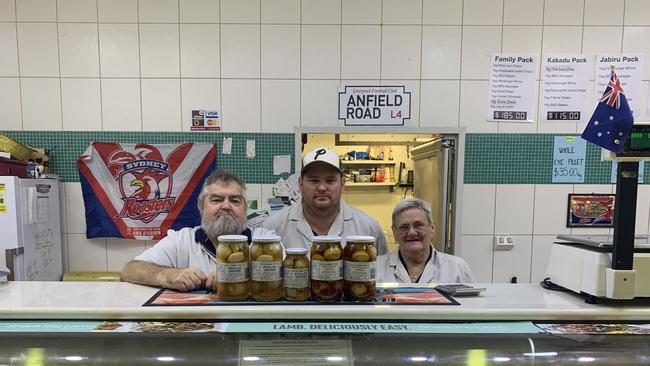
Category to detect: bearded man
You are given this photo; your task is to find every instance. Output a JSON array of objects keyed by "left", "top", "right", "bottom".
[{"left": 120, "top": 170, "right": 250, "bottom": 291}]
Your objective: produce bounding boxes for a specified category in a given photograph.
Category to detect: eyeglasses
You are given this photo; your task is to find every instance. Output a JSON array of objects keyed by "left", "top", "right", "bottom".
[{"left": 395, "top": 222, "right": 429, "bottom": 234}]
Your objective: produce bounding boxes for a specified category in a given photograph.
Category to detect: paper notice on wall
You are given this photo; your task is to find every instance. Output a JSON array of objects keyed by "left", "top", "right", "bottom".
[
  {"left": 552, "top": 136, "right": 586, "bottom": 183},
  {"left": 539, "top": 54, "right": 591, "bottom": 123},
  {"left": 594, "top": 54, "right": 644, "bottom": 117},
  {"left": 246, "top": 140, "right": 255, "bottom": 159},
  {"left": 222, "top": 137, "right": 232, "bottom": 155},
  {"left": 273, "top": 155, "right": 291, "bottom": 175},
  {"left": 487, "top": 54, "right": 537, "bottom": 122}
]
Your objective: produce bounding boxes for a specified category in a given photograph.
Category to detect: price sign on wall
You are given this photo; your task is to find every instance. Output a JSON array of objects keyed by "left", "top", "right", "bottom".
[{"left": 552, "top": 136, "right": 586, "bottom": 183}]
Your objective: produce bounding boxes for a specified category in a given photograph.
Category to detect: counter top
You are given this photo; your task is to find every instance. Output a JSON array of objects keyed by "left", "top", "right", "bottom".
[{"left": 1, "top": 281, "right": 650, "bottom": 321}]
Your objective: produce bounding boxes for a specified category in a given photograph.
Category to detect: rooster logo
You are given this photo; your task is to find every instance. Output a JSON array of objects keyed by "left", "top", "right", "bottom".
[{"left": 130, "top": 175, "right": 161, "bottom": 200}]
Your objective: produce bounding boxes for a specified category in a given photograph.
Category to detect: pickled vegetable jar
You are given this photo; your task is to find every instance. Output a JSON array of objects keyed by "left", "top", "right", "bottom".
[
  {"left": 250, "top": 234, "right": 284, "bottom": 301},
  {"left": 215, "top": 234, "right": 250, "bottom": 301},
  {"left": 310, "top": 236, "right": 343, "bottom": 302},
  {"left": 283, "top": 247, "right": 310, "bottom": 301},
  {"left": 343, "top": 235, "right": 377, "bottom": 301}
]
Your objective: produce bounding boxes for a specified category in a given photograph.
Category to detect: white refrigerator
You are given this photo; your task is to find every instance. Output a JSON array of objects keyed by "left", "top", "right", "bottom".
[{"left": 0, "top": 176, "right": 62, "bottom": 281}]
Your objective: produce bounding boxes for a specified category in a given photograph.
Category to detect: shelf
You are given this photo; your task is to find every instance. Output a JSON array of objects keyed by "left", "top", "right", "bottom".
[
  {"left": 341, "top": 160, "right": 396, "bottom": 165},
  {"left": 346, "top": 182, "right": 395, "bottom": 187}
]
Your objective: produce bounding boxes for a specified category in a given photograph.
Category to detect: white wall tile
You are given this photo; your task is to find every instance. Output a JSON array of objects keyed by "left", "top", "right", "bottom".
[
  {"left": 531, "top": 235, "right": 556, "bottom": 282},
  {"left": 17, "top": 23, "right": 59, "bottom": 77},
  {"left": 421, "top": 26, "right": 461, "bottom": 79},
  {"left": 0, "top": 24, "right": 18, "bottom": 76},
  {"left": 0, "top": 0, "right": 16, "bottom": 21},
  {"left": 420, "top": 80, "right": 460, "bottom": 128},
  {"left": 461, "top": 184, "right": 496, "bottom": 235},
  {"left": 585, "top": 0, "right": 624, "bottom": 25},
  {"left": 457, "top": 235, "right": 493, "bottom": 283},
  {"left": 101, "top": 78, "right": 142, "bottom": 131},
  {"left": 381, "top": 26, "right": 421, "bottom": 79},
  {"left": 301, "top": 79, "right": 340, "bottom": 127},
  {"left": 245, "top": 184, "right": 263, "bottom": 207},
  {"left": 261, "top": 0, "right": 299, "bottom": 23},
  {"left": 623, "top": 27, "right": 650, "bottom": 80},
  {"left": 98, "top": 0, "right": 138, "bottom": 22},
  {"left": 107, "top": 238, "right": 146, "bottom": 271},
  {"left": 545, "top": 0, "right": 584, "bottom": 25},
  {"left": 221, "top": 79, "right": 261, "bottom": 132},
  {"left": 459, "top": 80, "right": 497, "bottom": 132},
  {"left": 342, "top": 0, "right": 380, "bottom": 24},
  {"left": 463, "top": 0, "right": 503, "bottom": 25},
  {"left": 0, "top": 78, "right": 22, "bottom": 130},
  {"left": 494, "top": 185, "right": 535, "bottom": 235},
  {"left": 532, "top": 184, "right": 572, "bottom": 235},
  {"left": 503, "top": 0, "right": 543, "bottom": 25},
  {"left": 625, "top": 0, "right": 650, "bottom": 25},
  {"left": 492, "top": 235, "right": 532, "bottom": 283},
  {"left": 99, "top": 24, "right": 140, "bottom": 77},
  {"left": 139, "top": 0, "right": 178, "bottom": 23},
  {"left": 636, "top": 184, "right": 650, "bottom": 235},
  {"left": 502, "top": 26, "right": 542, "bottom": 55},
  {"left": 261, "top": 25, "right": 300, "bottom": 78},
  {"left": 341, "top": 25, "right": 380, "bottom": 79},
  {"left": 382, "top": 0, "right": 421, "bottom": 25},
  {"left": 64, "top": 182, "right": 86, "bottom": 234},
  {"left": 261, "top": 184, "right": 275, "bottom": 209},
  {"left": 58, "top": 0, "right": 98, "bottom": 22},
  {"left": 139, "top": 24, "right": 180, "bottom": 77},
  {"left": 67, "top": 234, "right": 107, "bottom": 271},
  {"left": 583, "top": 26, "right": 623, "bottom": 56},
  {"left": 180, "top": 0, "right": 219, "bottom": 23},
  {"left": 141, "top": 79, "right": 181, "bottom": 131},
  {"left": 21, "top": 78, "right": 61, "bottom": 130},
  {"left": 302, "top": 0, "right": 340, "bottom": 24},
  {"left": 61, "top": 78, "right": 101, "bottom": 131},
  {"left": 221, "top": 0, "right": 260, "bottom": 23},
  {"left": 16, "top": 0, "right": 56, "bottom": 21},
  {"left": 180, "top": 24, "right": 220, "bottom": 77},
  {"left": 301, "top": 25, "right": 340, "bottom": 79},
  {"left": 422, "top": 0, "right": 462, "bottom": 25},
  {"left": 261, "top": 79, "right": 299, "bottom": 132},
  {"left": 180, "top": 78, "right": 220, "bottom": 132},
  {"left": 460, "top": 26, "right": 501, "bottom": 80},
  {"left": 541, "top": 26, "right": 583, "bottom": 54},
  {"left": 221, "top": 25, "right": 260, "bottom": 78},
  {"left": 58, "top": 23, "right": 100, "bottom": 77}
]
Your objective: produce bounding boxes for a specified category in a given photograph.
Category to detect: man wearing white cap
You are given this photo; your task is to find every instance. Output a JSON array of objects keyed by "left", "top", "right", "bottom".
[{"left": 263, "top": 147, "right": 388, "bottom": 255}]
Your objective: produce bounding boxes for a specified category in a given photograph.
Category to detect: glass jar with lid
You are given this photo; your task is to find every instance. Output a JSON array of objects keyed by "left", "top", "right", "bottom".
[
  {"left": 343, "top": 235, "right": 377, "bottom": 301},
  {"left": 250, "top": 234, "right": 284, "bottom": 301},
  {"left": 283, "top": 248, "right": 310, "bottom": 301},
  {"left": 310, "top": 236, "right": 343, "bottom": 302},
  {"left": 215, "top": 235, "right": 250, "bottom": 301}
]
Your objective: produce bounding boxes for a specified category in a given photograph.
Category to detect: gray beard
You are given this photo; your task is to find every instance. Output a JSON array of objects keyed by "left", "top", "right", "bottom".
[{"left": 201, "top": 212, "right": 246, "bottom": 238}]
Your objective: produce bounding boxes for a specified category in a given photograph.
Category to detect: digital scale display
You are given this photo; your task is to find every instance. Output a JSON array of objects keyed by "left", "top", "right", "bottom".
[{"left": 615, "top": 123, "right": 650, "bottom": 158}]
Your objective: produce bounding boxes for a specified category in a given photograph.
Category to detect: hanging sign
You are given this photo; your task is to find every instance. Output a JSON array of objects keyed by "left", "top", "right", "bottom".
[
  {"left": 540, "top": 54, "right": 591, "bottom": 123},
  {"left": 338, "top": 86, "right": 411, "bottom": 126},
  {"left": 594, "top": 54, "right": 644, "bottom": 117},
  {"left": 487, "top": 54, "right": 537, "bottom": 122}
]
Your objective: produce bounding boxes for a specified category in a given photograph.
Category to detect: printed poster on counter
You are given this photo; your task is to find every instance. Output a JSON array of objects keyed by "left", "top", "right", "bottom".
[
  {"left": 338, "top": 86, "right": 411, "bottom": 126},
  {"left": 594, "top": 54, "right": 643, "bottom": 118},
  {"left": 77, "top": 142, "right": 216, "bottom": 240},
  {"left": 487, "top": 54, "right": 537, "bottom": 122},
  {"left": 539, "top": 54, "right": 591, "bottom": 123},
  {"left": 191, "top": 110, "right": 221, "bottom": 131}
]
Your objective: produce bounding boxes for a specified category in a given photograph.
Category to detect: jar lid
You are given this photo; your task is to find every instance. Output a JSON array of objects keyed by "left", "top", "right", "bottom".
[
  {"left": 345, "top": 235, "right": 375, "bottom": 242},
  {"left": 312, "top": 235, "right": 341, "bottom": 242},
  {"left": 285, "top": 247, "right": 308, "bottom": 255},
  {"left": 217, "top": 234, "right": 248, "bottom": 242},
  {"left": 252, "top": 234, "right": 282, "bottom": 242}
]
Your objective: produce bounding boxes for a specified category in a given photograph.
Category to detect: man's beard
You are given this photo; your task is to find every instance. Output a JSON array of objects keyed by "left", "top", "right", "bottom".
[{"left": 201, "top": 212, "right": 246, "bottom": 238}]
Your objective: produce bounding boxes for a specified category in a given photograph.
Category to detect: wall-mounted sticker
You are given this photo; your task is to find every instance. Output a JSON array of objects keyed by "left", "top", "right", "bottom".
[
  {"left": 191, "top": 110, "right": 221, "bottom": 131},
  {"left": 338, "top": 86, "right": 411, "bottom": 126}
]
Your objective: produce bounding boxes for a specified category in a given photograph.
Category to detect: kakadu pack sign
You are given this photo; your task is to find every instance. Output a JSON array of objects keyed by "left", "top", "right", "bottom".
[
  {"left": 77, "top": 142, "right": 216, "bottom": 240},
  {"left": 338, "top": 86, "right": 411, "bottom": 126}
]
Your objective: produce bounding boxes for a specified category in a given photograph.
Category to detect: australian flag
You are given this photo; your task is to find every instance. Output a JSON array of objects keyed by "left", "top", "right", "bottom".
[{"left": 581, "top": 69, "right": 634, "bottom": 153}]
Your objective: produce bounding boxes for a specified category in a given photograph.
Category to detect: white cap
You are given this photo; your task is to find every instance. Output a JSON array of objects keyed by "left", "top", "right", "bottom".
[
  {"left": 302, "top": 147, "right": 340, "bottom": 175},
  {"left": 217, "top": 234, "right": 248, "bottom": 242}
]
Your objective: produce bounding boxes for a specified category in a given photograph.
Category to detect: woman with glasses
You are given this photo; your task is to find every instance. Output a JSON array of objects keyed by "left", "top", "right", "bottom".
[{"left": 377, "top": 198, "right": 475, "bottom": 284}]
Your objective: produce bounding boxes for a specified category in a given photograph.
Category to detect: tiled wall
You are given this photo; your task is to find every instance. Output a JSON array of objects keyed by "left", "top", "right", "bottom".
[{"left": 2, "top": 0, "right": 650, "bottom": 282}]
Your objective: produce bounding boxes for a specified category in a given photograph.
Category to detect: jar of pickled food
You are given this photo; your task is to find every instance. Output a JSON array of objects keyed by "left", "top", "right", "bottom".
[
  {"left": 250, "top": 235, "right": 284, "bottom": 301},
  {"left": 215, "top": 234, "right": 250, "bottom": 301},
  {"left": 343, "top": 235, "right": 377, "bottom": 302},
  {"left": 310, "top": 236, "right": 343, "bottom": 302},
  {"left": 283, "top": 248, "right": 310, "bottom": 301}
]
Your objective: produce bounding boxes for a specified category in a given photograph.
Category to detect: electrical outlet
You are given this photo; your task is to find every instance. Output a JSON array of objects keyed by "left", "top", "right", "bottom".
[{"left": 494, "top": 235, "right": 515, "bottom": 250}]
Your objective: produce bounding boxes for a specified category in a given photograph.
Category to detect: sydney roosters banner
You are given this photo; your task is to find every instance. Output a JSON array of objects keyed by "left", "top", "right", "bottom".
[{"left": 77, "top": 142, "right": 216, "bottom": 240}]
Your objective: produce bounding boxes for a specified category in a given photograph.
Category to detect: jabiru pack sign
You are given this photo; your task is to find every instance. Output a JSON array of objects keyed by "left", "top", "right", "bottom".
[{"left": 338, "top": 86, "right": 411, "bottom": 126}]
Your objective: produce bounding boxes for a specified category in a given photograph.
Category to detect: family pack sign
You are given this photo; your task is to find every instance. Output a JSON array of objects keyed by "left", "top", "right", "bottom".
[
  {"left": 338, "top": 86, "right": 411, "bottom": 126},
  {"left": 77, "top": 142, "right": 216, "bottom": 240}
]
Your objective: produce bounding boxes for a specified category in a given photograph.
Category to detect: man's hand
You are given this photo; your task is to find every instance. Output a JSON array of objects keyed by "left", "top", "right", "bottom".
[
  {"left": 206, "top": 270, "right": 218, "bottom": 291},
  {"left": 157, "top": 267, "right": 207, "bottom": 291}
]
